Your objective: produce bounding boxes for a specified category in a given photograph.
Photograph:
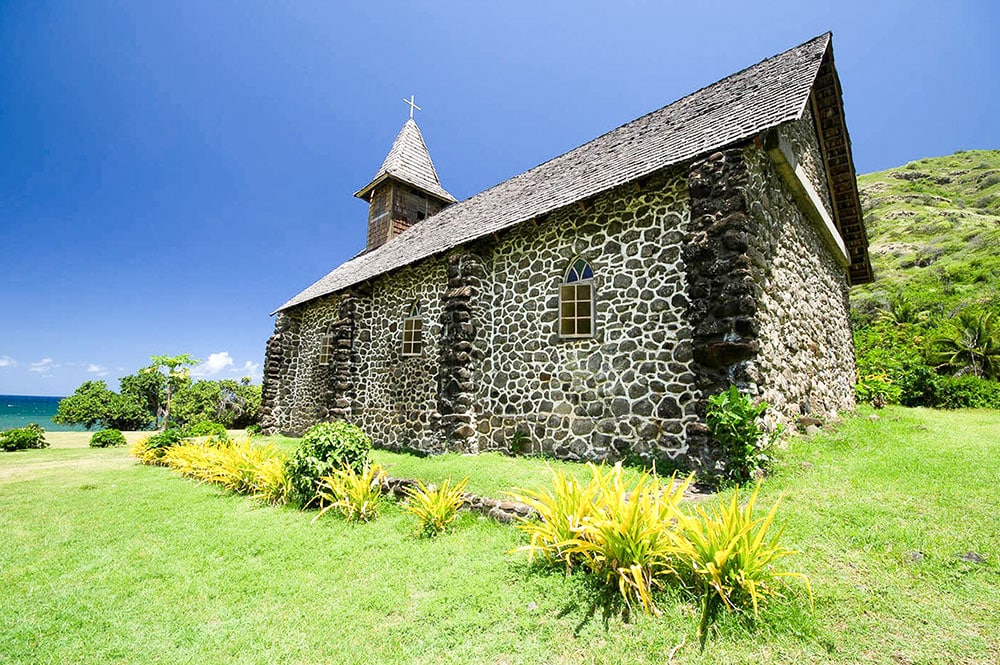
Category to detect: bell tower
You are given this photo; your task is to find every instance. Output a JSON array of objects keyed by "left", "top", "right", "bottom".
[{"left": 354, "top": 97, "right": 456, "bottom": 252}]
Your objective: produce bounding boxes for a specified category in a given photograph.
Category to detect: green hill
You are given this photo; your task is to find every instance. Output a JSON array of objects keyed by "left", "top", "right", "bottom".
[
  {"left": 851, "top": 149, "right": 1000, "bottom": 321},
  {"left": 847, "top": 150, "right": 1000, "bottom": 409}
]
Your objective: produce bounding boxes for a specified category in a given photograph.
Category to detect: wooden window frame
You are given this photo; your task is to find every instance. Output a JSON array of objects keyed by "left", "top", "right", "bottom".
[
  {"left": 559, "top": 259, "right": 596, "bottom": 339},
  {"left": 318, "top": 330, "right": 335, "bottom": 366},
  {"left": 402, "top": 303, "right": 424, "bottom": 357}
]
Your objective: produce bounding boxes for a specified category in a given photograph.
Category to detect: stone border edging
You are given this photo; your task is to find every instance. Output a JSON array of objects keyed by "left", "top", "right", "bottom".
[
  {"left": 380, "top": 475, "right": 536, "bottom": 523},
  {"left": 379, "top": 475, "right": 712, "bottom": 525}
]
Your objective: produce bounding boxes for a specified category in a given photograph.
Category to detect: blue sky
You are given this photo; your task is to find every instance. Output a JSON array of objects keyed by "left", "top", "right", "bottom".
[{"left": 1, "top": 1, "right": 997, "bottom": 396}]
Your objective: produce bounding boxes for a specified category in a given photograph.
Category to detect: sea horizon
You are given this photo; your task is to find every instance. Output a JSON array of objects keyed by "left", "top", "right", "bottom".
[{"left": 0, "top": 394, "right": 85, "bottom": 432}]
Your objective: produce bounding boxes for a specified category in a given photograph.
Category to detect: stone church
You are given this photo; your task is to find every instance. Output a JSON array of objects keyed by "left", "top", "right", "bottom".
[{"left": 260, "top": 33, "right": 872, "bottom": 469}]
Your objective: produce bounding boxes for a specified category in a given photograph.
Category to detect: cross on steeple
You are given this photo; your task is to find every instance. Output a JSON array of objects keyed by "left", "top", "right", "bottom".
[{"left": 402, "top": 94, "right": 421, "bottom": 119}]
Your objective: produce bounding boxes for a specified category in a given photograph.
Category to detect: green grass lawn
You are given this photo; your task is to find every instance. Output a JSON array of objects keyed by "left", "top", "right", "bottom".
[{"left": 2, "top": 407, "right": 998, "bottom": 664}]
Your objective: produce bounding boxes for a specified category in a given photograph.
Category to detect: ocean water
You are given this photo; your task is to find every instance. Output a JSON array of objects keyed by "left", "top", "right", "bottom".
[{"left": 0, "top": 395, "right": 85, "bottom": 432}]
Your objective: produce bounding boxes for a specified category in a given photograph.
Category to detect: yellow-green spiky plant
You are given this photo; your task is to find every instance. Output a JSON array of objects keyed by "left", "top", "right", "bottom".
[
  {"left": 673, "top": 482, "right": 812, "bottom": 648},
  {"left": 312, "top": 463, "right": 385, "bottom": 523},
  {"left": 252, "top": 455, "right": 292, "bottom": 506},
  {"left": 509, "top": 465, "right": 601, "bottom": 570},
  {"left": 160, "top": 436, "right": 290, "bottom": 505},
  {"left": 404, "top": 477, "right": 469, "bottom": 537},
  {"left": 564, "top": 464, "right": 692, "bottom": 616}
]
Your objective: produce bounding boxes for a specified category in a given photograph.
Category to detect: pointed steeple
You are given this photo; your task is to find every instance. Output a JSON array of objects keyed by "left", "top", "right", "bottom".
[
  {"left": 355, "top": 119, "right": 456, "bottom": 204},
  {"left": 355, "top": 118, "right": 455, "bottom": 251}
]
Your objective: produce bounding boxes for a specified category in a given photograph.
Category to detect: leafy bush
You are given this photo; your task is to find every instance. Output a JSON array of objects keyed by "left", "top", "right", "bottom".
[
  {"left": 404, "top": 477, "right": 469, "bottom": 537},
  {"left": 287, "top": 421, "right": 372, "bottom": 507},
  {"left": 312, "top": 464, "right": 385, "bottom": 523},
  {"left": 89, "top": 428, "right": 126, "bottom": 448},
  {"left": 854, "top": 373, "right": 902, "bottom": 408},
  {"left": 0, "top": 424, "right": 48, "bottom": 452},
  {"left": 171, "top": 378, "right": 262, "bottom": 429},
  {"left": 130, "top": 428, "right": 185, "bottom": 465},
  {"left": 931, "top": 375, "right": 1000, "bottom": 409},
  {"left": 673, "top": 483, "right": 811, "bottom": 648},
  {"left": 183, "top": 421, "right": 229, "bottom": 439},
  {"left": 706, "top": 386, "right": 780, "bottom": 484},
  {"left": 513, "top": 464, "right": 692, "bottom": 616}
]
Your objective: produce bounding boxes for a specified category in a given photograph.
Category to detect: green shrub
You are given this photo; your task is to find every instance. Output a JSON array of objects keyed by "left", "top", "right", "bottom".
[
  {"left": 183, "top": 421, "right": 229, "bottom": 439},
  {"left": 0, "top": 424, "right": 48, "bottom": 452},
  {"left": 932, "top": 375, "right": 1000, "bottom": 409},
  {"left": 706, "top": 386, "right": 780, "bottom": 484},
  {"left": 133, "top": 428, "right": 185, "bottom": 465},
  {"left": 854, "top": 373, "right": 902, "bottom": 408},
  {"left": 287, "top": 421, "right": 372, "bottom": 507},
  {"left": 89, "top": 428, "right": 127, "bottom": 448}
]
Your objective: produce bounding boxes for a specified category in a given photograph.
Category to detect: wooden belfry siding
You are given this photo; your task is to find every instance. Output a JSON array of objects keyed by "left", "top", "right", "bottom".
[{"left": 810, "top": 48, "right": 873, "bottom": 285}]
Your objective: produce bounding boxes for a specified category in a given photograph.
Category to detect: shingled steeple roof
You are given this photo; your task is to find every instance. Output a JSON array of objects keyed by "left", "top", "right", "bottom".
[
  {"left": 276, "top": 32, "right": 870, "bottom": 313},
  {"left": 354, "top": 119, "right": 457, "bottom": 205}
]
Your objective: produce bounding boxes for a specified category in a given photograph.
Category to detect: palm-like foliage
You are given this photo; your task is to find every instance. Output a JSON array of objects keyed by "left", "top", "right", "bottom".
[
  {"left": 404, "top": 477, "right": 469, "bottom": 537},
  {"left": 932, "top": 310, "right": 1000, "bottom": 379},
  {"left": 673, "top": 483, "right": 812, "bottom": 647},
  {"left": 312, "top": 464, "right": 385, "bottom": 523},
  {"left": 509, "top": 465, "right": 601, "bottom": 570}
]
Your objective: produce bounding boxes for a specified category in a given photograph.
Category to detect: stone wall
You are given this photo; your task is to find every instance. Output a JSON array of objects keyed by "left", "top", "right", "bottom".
[
  {"left": 262, "top": 127, "right": 858, "bottom": 464},
  {"left": 743, "top": 141, "right": 856, "bottom": 419},
  {"left": 474, "top": 167, "right": 702, "bottom": 463},
  {"left": 353, "top": 259, "right": 448, "bottom": 450},
  {"left": 260, "top": 294, "right": 343, "bottom": 435}
]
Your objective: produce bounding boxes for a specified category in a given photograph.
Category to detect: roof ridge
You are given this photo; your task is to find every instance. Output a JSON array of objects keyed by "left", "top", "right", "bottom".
[
  {"left": 274, "top": 33, "right": 841, "bottom": 314},
  {"left": 449, "top": 33, "right": 832, "bottom": 209}
]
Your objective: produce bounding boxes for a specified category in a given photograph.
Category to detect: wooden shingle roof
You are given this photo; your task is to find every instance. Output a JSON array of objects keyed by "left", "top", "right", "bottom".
[
  {"left": 276, "top": 32, "right": 869, "bottom": 313},
  {"left": 354, "top": 118, "right": 457, "bottom": 204}
]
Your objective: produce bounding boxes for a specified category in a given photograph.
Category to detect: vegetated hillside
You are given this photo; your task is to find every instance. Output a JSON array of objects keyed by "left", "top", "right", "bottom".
[
  {"left": 851, "top": 149, "right": 1000, "bottom": 321},
  {"left": 847, "top": 149, "right": 1000, "bottom": 409}
]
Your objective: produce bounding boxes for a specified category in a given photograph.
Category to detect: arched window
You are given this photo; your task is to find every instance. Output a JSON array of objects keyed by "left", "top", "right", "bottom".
[
  {"left": 402, "top": 301, "right": 424, "bottom": 356},
  {"left": 318, "top": 327, "right": 335, "bottom": 365},
  {"left": 560, "top": 258, "right": 595, "bottom": 338}
]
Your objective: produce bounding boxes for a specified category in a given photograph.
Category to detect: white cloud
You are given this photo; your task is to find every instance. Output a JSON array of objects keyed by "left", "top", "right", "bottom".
[
  {"left": 30, "top": 358, "right": 59, "bottom": 375},
  {"left": 191, "top": 352, "right": 234, "bottom": 377},
  {"left": 231, "top": 360, "right": 260, "bottom": 376},
  {"left": 86, "top": 363, "right": 109, "bottom": 377},
  {"left": 0, "top": 355, "right": 16, "bottom": 368}
]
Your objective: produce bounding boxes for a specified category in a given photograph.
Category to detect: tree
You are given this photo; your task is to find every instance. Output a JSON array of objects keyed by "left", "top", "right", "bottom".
[
  {"left": 932, "top": 310, "right": 1000, "bottom": 379},
  {"left": 171, "top": 380, "right": 222, "bottom": 426},
  {"left": 171, "top": 377, "right": 263, "bottom": 429},
  {"left": 54, "top": 381, "right": 114, "bottom": 430},
  {"left": 54, "top": 380, "right": 149, "bottom": 431},
  {"left": 146, "top": 354, "right": 199, "bottom": 429},
  {"left": 120, "top": 367, "right": 166, "bottom": 428}
]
